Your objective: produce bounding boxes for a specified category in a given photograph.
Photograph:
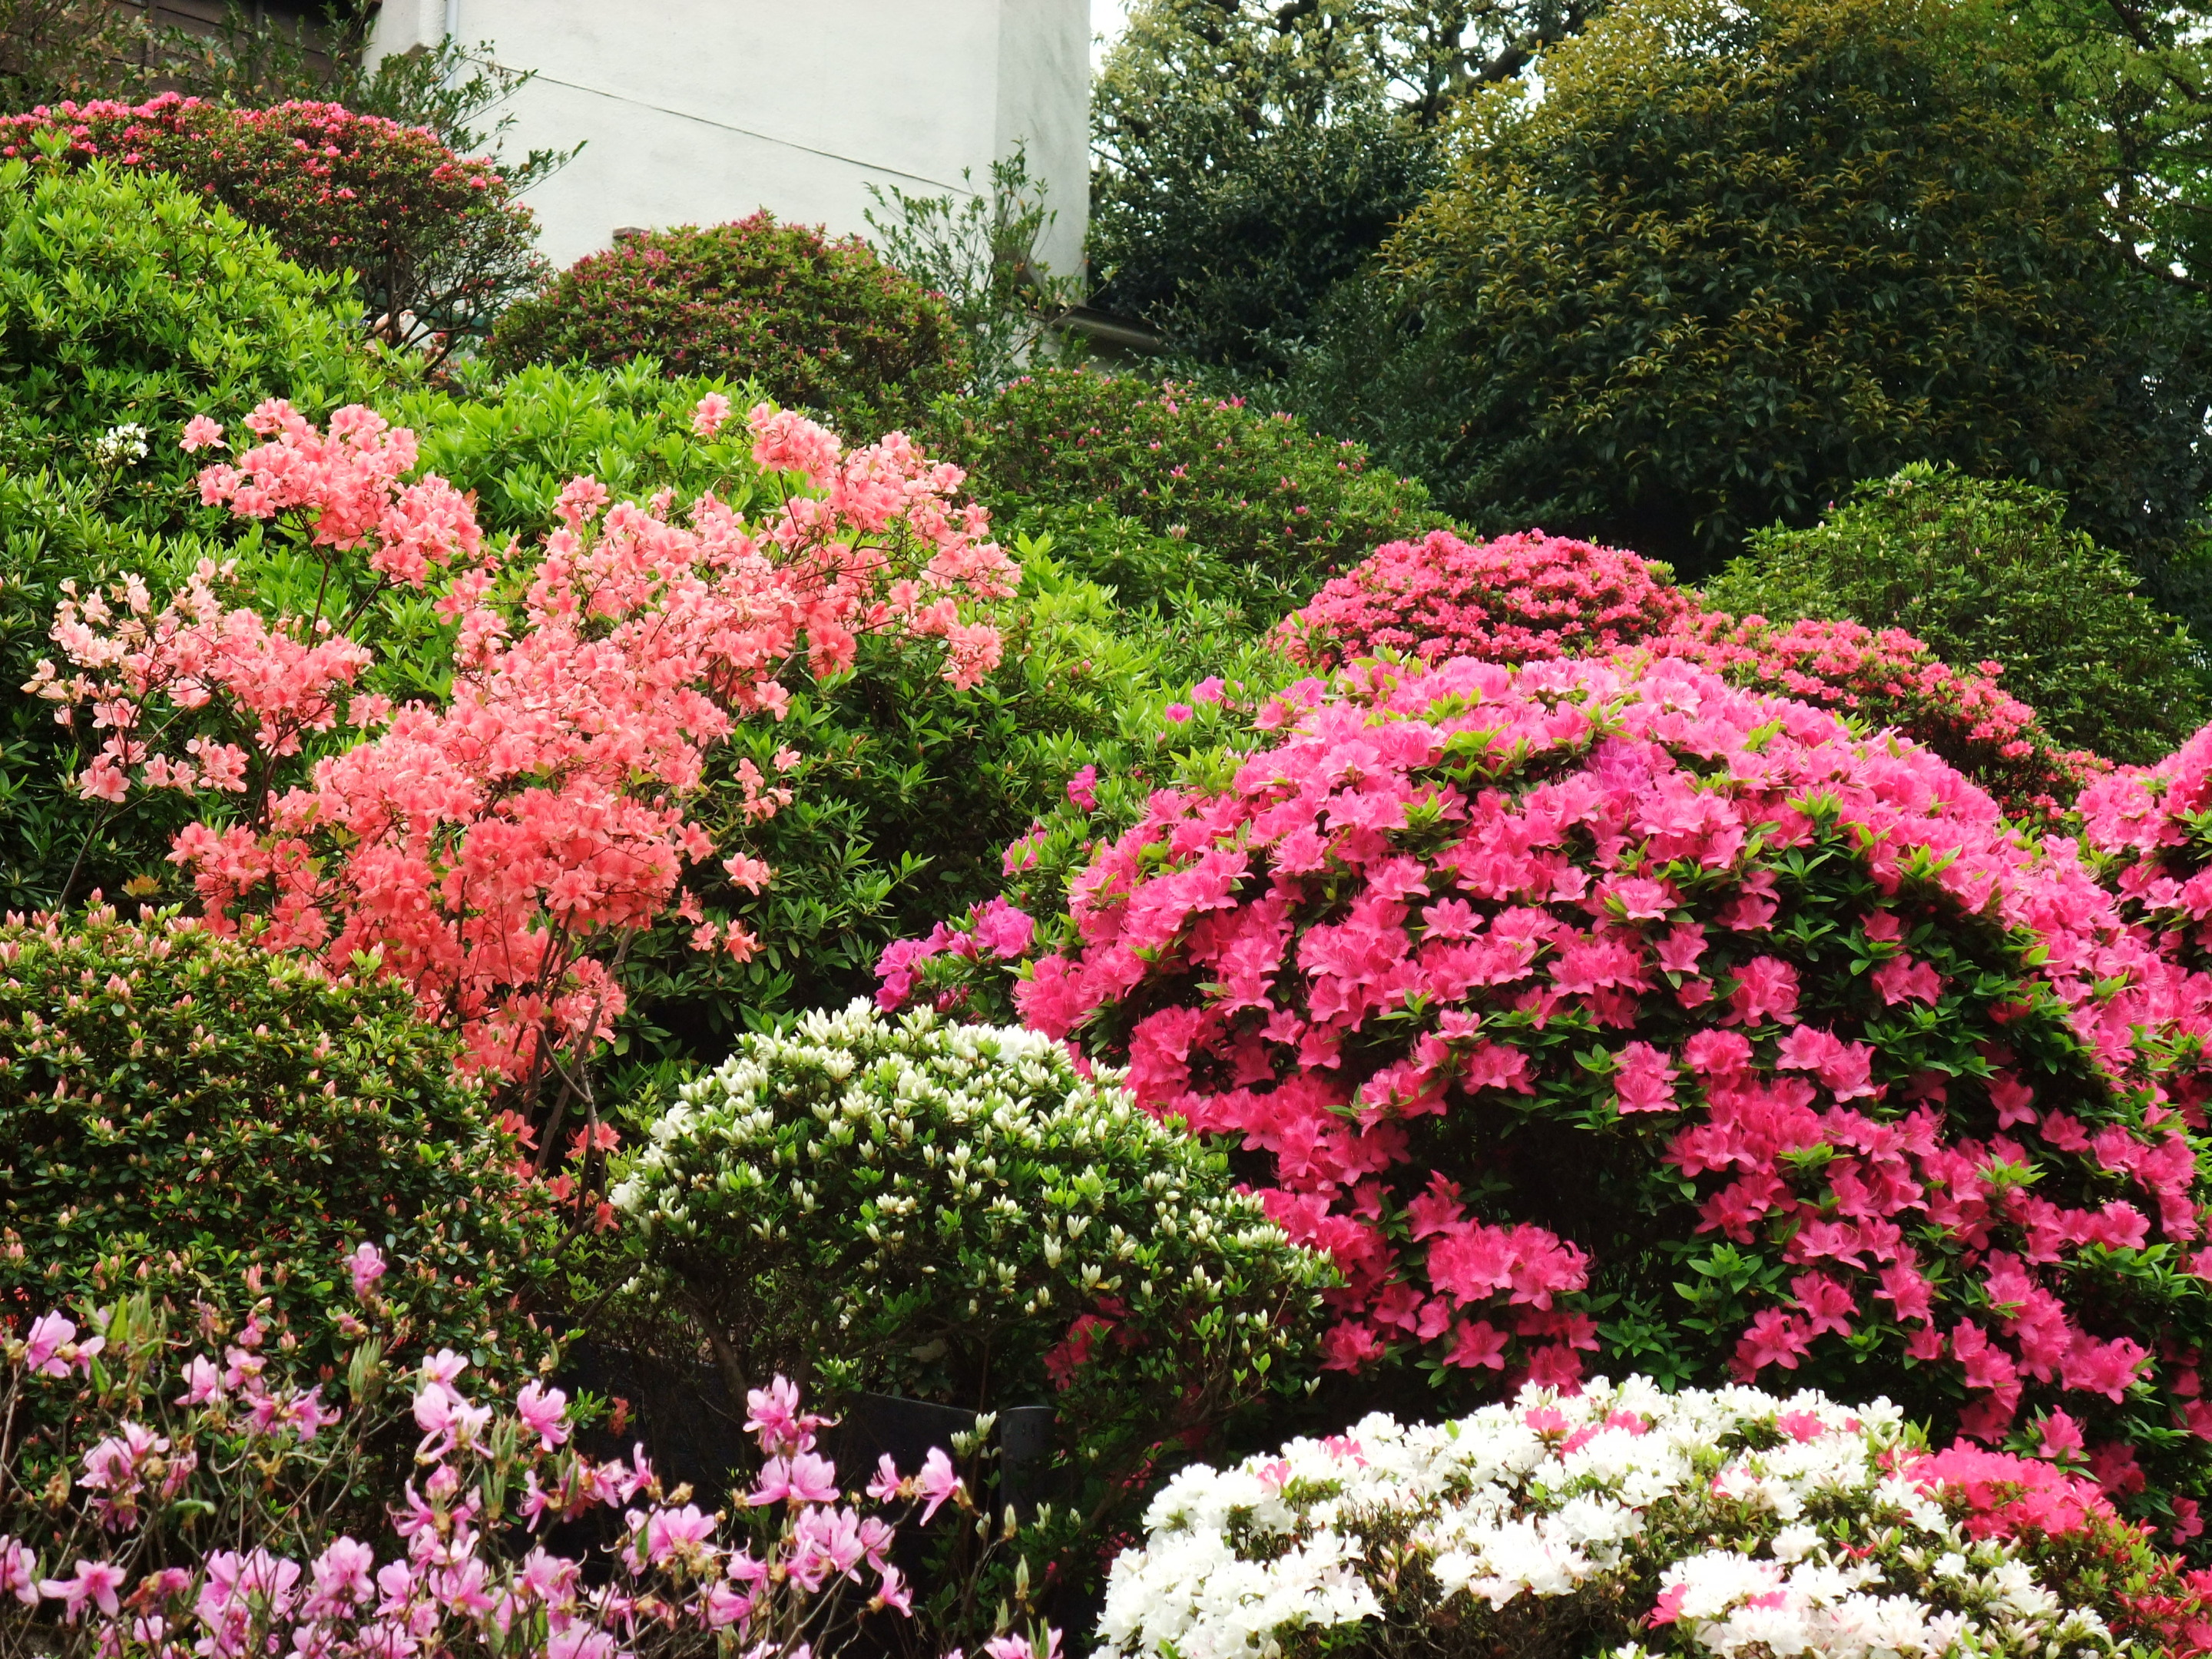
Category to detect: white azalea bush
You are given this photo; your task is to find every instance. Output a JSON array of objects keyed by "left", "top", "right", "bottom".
[
  {"left": 1099, "top": 1376, "right": 2212, "bottom": 1659},
  {"left": 609, "top": 1001, "right": 1334, "bottom": 1628}
]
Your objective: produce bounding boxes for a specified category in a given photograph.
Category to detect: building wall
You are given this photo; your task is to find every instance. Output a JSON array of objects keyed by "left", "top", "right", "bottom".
[{"left": 369, "top": 0, "right": 1089, "bottom": 277}]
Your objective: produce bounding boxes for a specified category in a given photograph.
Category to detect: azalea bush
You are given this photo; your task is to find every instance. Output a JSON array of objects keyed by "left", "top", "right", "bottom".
[
  {"left": 2078, "top": 725, "right": 2212, "bottom": 978},
  {"left": 933, "top": 370, "right": 1445, "bottom": 612},
  {"left": 608, "top": 1002, "right": 1333, "bottom": 1618},
  {"left": 0, "top": 1287, "right": 1052, "bottom": 1659},
  {"left": 1707, "top": 463, "right": 2207, "bottom": 764},
  {"left": 488, "top": 215, "right": 970, "bottom": 440},
  {"left": 1101, "top": 1375, "right": 2212, "bottom": 1659},
  {"left": 886, "top": 654, "right": 2212, "bottom": 1535},
  {"left": 0, "top": 94, "right": 544, "bottom": 359},
  {"left": 24, "top": 396, "right": 1015, "bottom": 1124},
  {"left": 0, "top": 906, "right": 548, "bottom": 1401},
  {"left": 1280, "top": 528, "right": 1697, "bottom": 668}
]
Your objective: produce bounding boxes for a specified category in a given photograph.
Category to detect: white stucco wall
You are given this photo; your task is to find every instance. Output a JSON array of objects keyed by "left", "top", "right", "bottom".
[{"left": 369, "top": 0, "right": 1090, "bottom": 279}]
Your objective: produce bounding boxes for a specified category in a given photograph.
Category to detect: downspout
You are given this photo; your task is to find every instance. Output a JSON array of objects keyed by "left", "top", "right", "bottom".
[{"left": 445, "top": 0, "right": 460, "bottom": 45}]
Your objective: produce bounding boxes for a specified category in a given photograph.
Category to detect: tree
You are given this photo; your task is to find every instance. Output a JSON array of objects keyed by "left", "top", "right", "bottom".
[
  {"left": 1330, "top": 0, "right": 2212, "bottom": 595},
  {"left": 1089, "top": 1, "right": 1590, "bottom": 371}
]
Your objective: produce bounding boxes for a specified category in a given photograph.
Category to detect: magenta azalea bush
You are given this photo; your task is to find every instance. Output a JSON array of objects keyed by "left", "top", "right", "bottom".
[
  {"left": 1280, "top": 528, "right": 1697, "bottom": 669},
  {"left": 0, "top": 1276, "right": 1055, "bottom": 1659},
  {"left": 885, "top": 654, "right": 2212, "bottom": 1537},
  {"left": 2080, "top": 726, "right": 2212, "bottom": 976}
]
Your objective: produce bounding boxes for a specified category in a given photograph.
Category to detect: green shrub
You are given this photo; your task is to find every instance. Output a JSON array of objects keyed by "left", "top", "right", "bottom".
[
  {"left": 486, "top": 214, "right": 970, "bottom": 440},
  {"left": 1344, "top": 0, "right": 2212, "bottom": 588},
  {"left": 0, "top": 906, "right": 551, "bottom": 1388},
  {"left": 609, "top": 1001, "right": 1332, "bottom": 1624},
  {"left": 932, "top": 369, "right": 1447, "bottom": 613},
  {"left": 1705, "top": 463, "right": 2207, "bottom": 763}
]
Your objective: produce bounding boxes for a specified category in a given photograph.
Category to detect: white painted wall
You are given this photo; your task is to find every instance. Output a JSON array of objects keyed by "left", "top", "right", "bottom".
[{"left": 369, "top": 0, "right": 1091, "bottom": 278}]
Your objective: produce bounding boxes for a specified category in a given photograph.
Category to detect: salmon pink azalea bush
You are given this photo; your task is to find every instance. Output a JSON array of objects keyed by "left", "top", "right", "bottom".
[
  {"left": 884, "top": 654, "right": 2212, "bottom": 1535},
  {"left": 0, "top": 1283, "right": 1045, "bottom": 1659},
  {"left": 24, "top": 397, "right": 1015, "bottom": 1096},
  {"left": 1098, "top": 1376, "right": 2212, "bottom": 1659}
]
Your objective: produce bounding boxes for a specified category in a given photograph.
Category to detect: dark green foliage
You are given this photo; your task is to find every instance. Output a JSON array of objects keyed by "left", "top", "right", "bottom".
[
  {"left": 0, "top": 908, "right": 550, "bottom": 1386},
  {"left": 1336, "top": 0, "right": 2212, "bottom": 591},
  {"left": 1706, "top": 463, "right": 2207, "bottom": 764},
  {"left": 933, "top": 369, "right": 1447, "bottom": 612},
  {"left": 486, "top": 214, "right": 972, "bottom": 442}
]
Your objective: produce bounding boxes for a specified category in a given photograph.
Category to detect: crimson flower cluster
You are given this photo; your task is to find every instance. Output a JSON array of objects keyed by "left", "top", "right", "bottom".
[
  {"left": 28, "top": 398, "right": 1015, "bottom": 1090},
  {"left": 0, "top": 94, "right": 542, "bottom": 356},
  {"left": 886, "top": 654, "right": 2212, "bottom": 1536}
]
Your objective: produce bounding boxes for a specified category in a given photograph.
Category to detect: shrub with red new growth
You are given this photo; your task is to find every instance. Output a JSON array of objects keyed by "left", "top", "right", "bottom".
[
  {"left": 487, "top": 214, "right": 970, "bottom": 442},
  {"left": 1280, "top": 528, "right": 1697, "bottom": 669},
  {"left": 889, "top": 654, "right": 2212, "bottom": 1535},
  {"left": 0, "top": 94, "right": 541, "bottom": 358},
  {"left": 2080, "top": 726, "right": 2212, "bottom": 980},
  {"left": 1909, "top": 1446, "right": 2212, "bottom": 1646},
  {"left": 1648, "top": 613, "right": 2109, "bottom": 829}
]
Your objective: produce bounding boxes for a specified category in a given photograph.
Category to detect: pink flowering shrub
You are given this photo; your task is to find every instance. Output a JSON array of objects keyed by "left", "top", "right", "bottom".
[
  {"left": 1279, "top": 529, "right": 1696, "bottom": 669},
  {"left": 0, "top": 1280, "right": 1055, "bottom": 1659},
  {"left": 1648, "top": 613, "right": 2108, "bottom": 829},
  {"left": 2079, "top": 725, "right": 2212, "bottom": 979},
  {"left": 25, "top": 398, "right": 1015, "bottom": 1104},
  {"left": 0, "top": 94, "right": 543, "bottom": 358},
  {"left": 885, "top": 654, "right": 2212, "bottom": 1537}
]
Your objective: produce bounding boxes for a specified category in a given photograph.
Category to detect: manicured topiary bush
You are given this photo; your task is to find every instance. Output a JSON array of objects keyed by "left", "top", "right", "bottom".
[
  {"left": 935, "top": 370, "right": 1445, "bottom": 610},
  {"left": 487, "top": 214, "right": 970, "bottom": 439},
  {"left": 1280, "top": 528, "right": 1696, "bottom": 669},
  {"left": 0, "top": 94, "right": 543, "bottom": 358},
  {"left": 886, "top": 654, "right": 2212, "bottom": 1536},
  {"left": 0, "top": 906, "right": 550, "bottom": 1388},
  {"left": 1101, "top": 1376, "right": 2212, "bottom": 1659},
  {"left": 1707, "top": 463, "right": 2207, "bottom": 765},
  {"left": 611, "top": 1001, "right": 1332, "bottom": 1623}
]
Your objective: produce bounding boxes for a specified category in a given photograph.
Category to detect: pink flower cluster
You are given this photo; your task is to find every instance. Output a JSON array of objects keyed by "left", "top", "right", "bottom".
[
  {"left": 2, "top": 1266, "right": 1007, "bottom": 1659},
  {"left": 35, "top": 400, "right": 1015, "bottom": 1084},
  {"left": 892, "top": 654, "right": 2212, "bottom": 1508},
  {"left": 1276, "top": 528, "right": 2102, "bottom": 826},
  {"left": 1280, "top": 529, "right": 1695, "bottom": 670},
  {"left": 2079, "top": 724, "right": 2212, "bottom": 975}
]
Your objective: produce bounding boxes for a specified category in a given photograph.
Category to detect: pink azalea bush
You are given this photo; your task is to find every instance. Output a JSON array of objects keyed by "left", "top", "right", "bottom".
[
  {"left": 883, "top": 653, "right": 2212, "bottom": 1537},
  {"left": 0, "top": 1268, "right": 1055, "bottom": 1659},
  {"left": 23, "top": 397, "right": 1015, "bottom": 1099},
  {"left": 1279, "top": 528, "right": 1696, "bottom": 670},
  {"left": 2078, "top": 724, "right": 2212, "bottom": 979},
  {"left": 1276, "top": 528, "right": 2101, "bottom": 826},
  {"left": 1647, "top": 613, "right": 2108, "bottom": 829}
]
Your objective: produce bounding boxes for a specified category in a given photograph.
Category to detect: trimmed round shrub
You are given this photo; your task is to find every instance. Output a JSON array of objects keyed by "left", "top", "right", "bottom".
[
  {"left": 487, "top": 214, "right": 971, "bottom": 439},
  {"left": 1101, "top": 1376, "right": 2212, "bottom": 1659},
  {"left": 888, "top": 654, "right": 2212, "bottom": 1534},
  {"left": 934, "top": 370, "right": 1445, "bottom": 608},
  {"left": 1280, "top": 528, "right": 1696, "bottom": 667},
  {"left": 611, "top": 1001, "right": 1332, "bottom": 1612},
  {"left": 1706, "top": 463, "right": 2207, "bottom": 765},
  {"left": 1650, "top": 614, "right": 2109, "bottom": 830},
  {"left": 0, "top": 94, "right": 543, "bottom": 357},
  {"left": 0, "top": 907, "right": 550, "bottom": 1388}
]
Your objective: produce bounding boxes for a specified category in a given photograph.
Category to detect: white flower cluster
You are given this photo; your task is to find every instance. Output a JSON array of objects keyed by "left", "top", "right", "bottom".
[
  {"left": 92, "top": 422, "right": 149, "bottom": 468},
  {"left": 1098, "top": 1376, "right": 2125, "bottom": 1659}
]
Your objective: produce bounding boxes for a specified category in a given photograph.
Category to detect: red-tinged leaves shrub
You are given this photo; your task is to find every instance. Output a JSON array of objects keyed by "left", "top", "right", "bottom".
[
  {"left": 1279, "top": 528, "right": 1697, "bottom": 668},
  {"left": 0, "top": 906, "right": 550, "bottom": 1393},
  {"left": 1647, "top": 614, "right": 2110, "bottom": 830},
  {"left": 488, "top": 214, "right": 970, "bottom": 441},
  {"left": 0, "top": 94, "right": 543, "bottom": 359},
  {"left": 888, "top": 654, "right": 2212, "bottom": 1536},
  {"left": 932, "top": 370, "right": 1445, "bottom": 609}
]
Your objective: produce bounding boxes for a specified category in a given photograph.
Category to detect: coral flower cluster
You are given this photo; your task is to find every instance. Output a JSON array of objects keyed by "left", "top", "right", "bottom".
[{"left": 26, "top": 399, "right": 1015, "bottom": 1083}]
